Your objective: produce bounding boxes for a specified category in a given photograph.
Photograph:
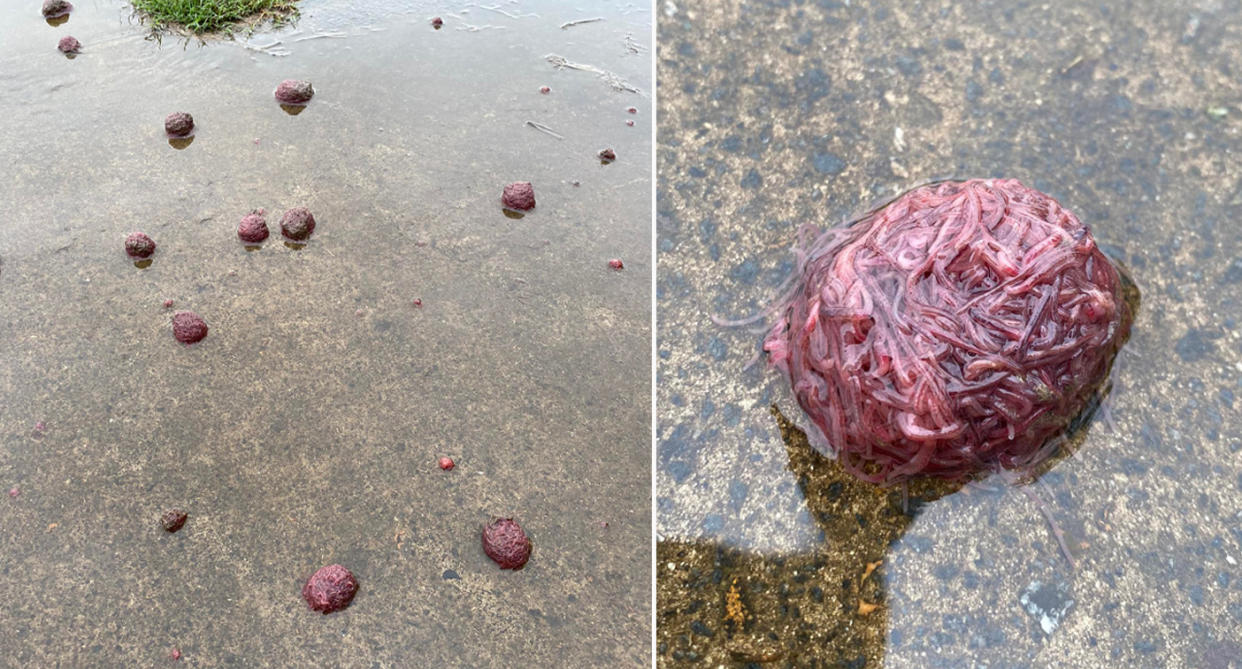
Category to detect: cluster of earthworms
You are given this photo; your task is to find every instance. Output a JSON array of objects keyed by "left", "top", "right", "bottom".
[{"left": 763, "top": 179, "right": 1131, "bottom": 484}]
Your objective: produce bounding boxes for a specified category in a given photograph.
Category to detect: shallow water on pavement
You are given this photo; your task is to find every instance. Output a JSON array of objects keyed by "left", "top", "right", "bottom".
[
  {"left": 657, "top": 1, "right": 1242, "bottom": 667},
  {"left": 0, "top": 1, "right": 651, "bottom": 666}
]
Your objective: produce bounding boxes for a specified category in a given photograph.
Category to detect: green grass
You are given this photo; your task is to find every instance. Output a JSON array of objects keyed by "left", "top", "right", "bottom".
[{"left": 130, "top": 0, "right": 298, "bottom": 36}]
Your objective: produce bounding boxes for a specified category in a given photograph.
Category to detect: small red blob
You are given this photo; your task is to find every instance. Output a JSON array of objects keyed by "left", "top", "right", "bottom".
[
  {"left": 161, "top": 509, "right": 187, "bottom": 533},
  {"left": 303, "top": 564, "right": 359, "bottom": 613},
  {"left": 57, "top": 35, "right": 80, "bottom": 53},
  {"left": 354, "top": 309, "right": 364, "bottom": 317},
  {"left": 412, "top": 298, "right": 423, "bottom": 307},
  {"left": 627, "top": 107, "right": 638, "bottom": 114},
  {"left": 275, "top": 79, "right": 314, "bottom": 105},
  {"left": 170, "top": 648, "right": 181, "bottom": 661},
  {"left": 482, "top": 517, "right": 531, "bottom": 569},
  {"left": 280, "top": 207, "right": 316, "bottom": 240},
  {"left": 164, "top": 112, "right": 194, "bottom": 138},
  {"left": 125, "top": 232, "right": 157, "bottom": 259},
  {"left": 539, "top": 86, "right": 551, "bottom": 94},
  {"left": 431, "top": 16, "right": 443, "bottom": 28},
  {"left": 171, "top": 311, "right": 208, "bottom": 344},
  {"left": 238, "top": 212, "right": 269, "bottom": 243},
  {"left": 438, "top": 456, "right": 455, "bottom": 470},
  {"left": 42, "top": 0, "right": 72, "bottom": 18},
  {"left": 608, "top": 258, "right": 624, "bottom": 270},
  {"left": 502, "top": 182, "right": 536, "bottom": 211},
  {"left": 626, "top": 120, "right": 635, "bottom": 127},
  {"left": 8, "top": 487, "right": 18, "bottom": 499},
  {"left": 163, "top": 299, "right": 174, "bottom": 309},
  {"left": 598, "top": 148, "right": 616, "bottom": 163},
  {"left": 35, "top": 421, "right": 46, "bottom": 432}
]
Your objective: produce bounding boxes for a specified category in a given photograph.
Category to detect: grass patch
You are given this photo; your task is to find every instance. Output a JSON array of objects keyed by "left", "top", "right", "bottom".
[{"left": 130, "top": 0, "right": 298, "bottom": 36}]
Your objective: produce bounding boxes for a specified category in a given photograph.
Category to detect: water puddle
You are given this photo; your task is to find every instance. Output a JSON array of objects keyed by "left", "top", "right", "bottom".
[
  {"left": 0, "top": 0, "right": 651, "bottom": 665},
  {"left": 657, "top": 1, "right": 1242, "bottom": 667}
]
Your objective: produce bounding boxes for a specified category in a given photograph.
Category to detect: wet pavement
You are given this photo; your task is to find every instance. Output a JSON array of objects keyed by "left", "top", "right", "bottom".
[
  {"left": 657, "top": 0, "right": 1242, "bottom": 667},
  {"left": 0, "top": 0, "right": 650, "bottom": 666}
]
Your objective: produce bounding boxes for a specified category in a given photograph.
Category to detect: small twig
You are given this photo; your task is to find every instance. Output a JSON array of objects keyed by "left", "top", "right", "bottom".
[
  {"left": 608, "top": 177, "right": 646, "bottom": 190},
  {"left": 240, "top": 39, "right": 289, "bottom": 57},
  {"left": 478, "top": 4, "right": 536, "bottom": 19},
  {"left": 546, "top": 54, "right": 595, "bottom": 72},
  {"left": 545, "top": 54, "right": 640, "bottom": 93},
  {"left": 525, "top": 120, "right": 563, "bottom": 140},
  {"left": 560, "top": 17, "right": 603, "bottom": 29},
  {"left": 1059, "top": 55, "right": 1084, "bottom": 76},
  {"left": 292, "top": 31, "right": 346, "bottom": 42}
]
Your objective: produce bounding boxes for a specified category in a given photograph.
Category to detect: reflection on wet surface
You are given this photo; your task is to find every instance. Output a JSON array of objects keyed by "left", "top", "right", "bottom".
[
  {"left": 1, "top": 0, "right": 650, "bottom": 666},
  {"left": 659, "top": 407, "right": 961, "bottom": 667},
  {"left": 658, "top": 0, "right": 1242, "bottom": 666},
  {"left": 658, "top": 380, "right": 1124, "bottom": 665}
]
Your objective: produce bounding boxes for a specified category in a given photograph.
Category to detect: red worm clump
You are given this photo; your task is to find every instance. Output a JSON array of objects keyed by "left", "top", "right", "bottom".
[
  {"left": 164, "top": 112, "right": 195, "bottom": 138},
  {"left": 171, "top": 311, "right": 208, "bottom": 344},
  {"left": 302, "top": 564, "right": 358, "bottom": 613},
  {"left": 42, "top": 0, "right": 72, "bottom": 18},
  {"left": 238, "top": 211, "right": 269, "bottom": 243},
  {"left": 280, "top": 207, "right": 316, "bottom": 241},
  {"left": 762, "top": 179, "right": 1131, "bottom": 484},
  {"left": 161, "top": 509, "right": 187, "bottom": 532},
  {"left": 482, "top": 518, "right": 531, "bottom": 569},
  {"left": 502, "top": 182, "right": 536, "bottom": 211},
  {"left": 275, "top": 80, "right": 314, "bottom": 105},
  {"left": 124, "top": 232, "right": 156, "bottom": 258}
]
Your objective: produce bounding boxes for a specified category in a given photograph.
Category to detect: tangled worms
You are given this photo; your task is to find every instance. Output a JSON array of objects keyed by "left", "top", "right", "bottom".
[{"left": 763, "top": 179, "right": 1131, "bottom": 484}]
